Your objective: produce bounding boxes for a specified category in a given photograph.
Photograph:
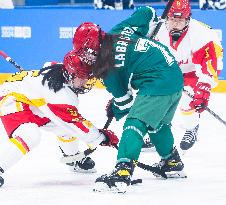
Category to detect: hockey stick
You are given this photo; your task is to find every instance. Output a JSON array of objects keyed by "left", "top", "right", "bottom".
[
  {"left": 61, "top": 117, "right": 167, "bottom": 179},
  {"left": 183, "top": 89, "right": 226, "bottom": 127},
  {"left": 0, "top": 50, "right": 24, "bottom": 71},
  {"left": 150, "top": 0, "right": 175, "bottom": 38}
]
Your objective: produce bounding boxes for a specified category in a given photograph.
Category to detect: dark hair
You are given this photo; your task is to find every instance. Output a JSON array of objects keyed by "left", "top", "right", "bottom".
[
  {"left": 39, "top": 64, "right": 66, "bottom": 92},
  {"left": 92, "top": 33, "right": 115, "bottom": 79},
  {"left": 92, "top": 33, "right": 135, "bottom": 79}
]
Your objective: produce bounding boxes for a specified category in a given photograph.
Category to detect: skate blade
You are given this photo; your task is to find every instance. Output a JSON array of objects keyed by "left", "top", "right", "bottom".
[
  {"left": 153, "top": 171, "right": 187, "bottom": 179},
  {"left": 153, "top": 172, "right": 167, "bottom": 179},
  {"left": 93, "top": 182, "right": 127, "bottom": 194},
  {"left": 131, "top": 178, "right": 142, "bottom": 185},
  {"left": 71, "top": 167, "right": 97, "bottom": 174},
  {"left": 166, "top": 171, "right": 187, "bottom": 178}
]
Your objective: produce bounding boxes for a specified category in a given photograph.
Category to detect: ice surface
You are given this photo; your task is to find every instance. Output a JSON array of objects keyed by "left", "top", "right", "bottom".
[{"left": 0, "top": 89, "right": 226, "bottom": 205}]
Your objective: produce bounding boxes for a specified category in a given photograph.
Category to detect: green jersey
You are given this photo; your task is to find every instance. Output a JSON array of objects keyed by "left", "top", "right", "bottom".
[
  {"left": 110, "top": 6, "right": 159, "bottom": 38},
  {"left": 103, "top": 7, "right": 183, "bottom": 98}
]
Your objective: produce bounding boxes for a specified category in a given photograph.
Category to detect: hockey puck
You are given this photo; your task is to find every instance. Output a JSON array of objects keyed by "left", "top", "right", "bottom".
[
  {"left": 131, "top": 178, "right": 142, "bottom": 185},
  {"left": 0, "top": 176, "right": 4, "bottom": 187}
]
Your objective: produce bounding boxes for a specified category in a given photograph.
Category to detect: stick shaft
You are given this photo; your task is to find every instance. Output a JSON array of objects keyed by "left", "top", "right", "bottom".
[
  {"left": 183, "top": 89, "right": 226, "bottom": 127},
  {"left": 0, "top": 50, "right": 24, "bottom": 71},
  {"left": 150, "top": 0, "right": 175, "bottom": 38}
]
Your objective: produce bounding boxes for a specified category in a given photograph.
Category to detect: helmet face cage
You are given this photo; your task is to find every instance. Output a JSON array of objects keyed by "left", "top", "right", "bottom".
[
  {"left": 77, "top": 47, "right": 98, "bottom": 66},
  {"left": 69, "top": 78, "right": 97, "bottom": 95},
  {"left": 63, "top": 50, "right": 93, "bottom": 82},
  {"left": 166, "top": 0, "right": 191, "bottom": 38},
  {"left": 166, "top": 18, "right": 190, "bottom": 38}
]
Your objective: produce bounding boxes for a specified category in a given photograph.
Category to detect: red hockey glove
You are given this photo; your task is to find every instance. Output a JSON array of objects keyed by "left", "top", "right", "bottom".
[
  {"left": 99, "top": 129, "right": 119, "bottom": 147},
  {"left": 190, "top": 82, "right": 211, "bottom": 113},
  {"left": 106, "top": 99, "right": 114, "bottom": 118}
]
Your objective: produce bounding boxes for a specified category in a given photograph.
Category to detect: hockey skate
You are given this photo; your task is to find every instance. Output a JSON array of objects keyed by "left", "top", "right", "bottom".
[
  {"left": 93, "top": 161, "right": 134, "bottom": 193},
  {"left": 0, "top": 167, "right": 4, "bottom": 187},
  {"left": 180, "top": 125, "right": 199, "bottom": 151},
  {"left": 0, "top": 176, "right": 4, "bottom": 187},
  {"left": 153, "top": 148, "right": 187, "bottom": 179},
  {"left": 66, "top": 156, "right": 96, "bottom": 173}
]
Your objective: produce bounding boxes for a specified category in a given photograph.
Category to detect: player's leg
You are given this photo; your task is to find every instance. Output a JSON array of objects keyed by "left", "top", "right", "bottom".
[
  {"left": 94, "top": 118, "right": 147, "bottom": 193},
  {"left": 178, "top": 89, "right": 200, "bottom": 150},
  {"left": 0, "top": 123, "right": 42, "bottom": 187},
  {"left": 42, "top": 123, "right": 96, "bottom": 173},
  {"left": 0, "top": 97, "right": 49, "bottom": 187},
  {"left": 150, "top": 91, "right": 186, "bottom": 178},
  {"left": 57, "top": 136, "right": 96, "bottom": 173},
  {"left": 150, "top": 124, "right": 186, "bottom": 178}
]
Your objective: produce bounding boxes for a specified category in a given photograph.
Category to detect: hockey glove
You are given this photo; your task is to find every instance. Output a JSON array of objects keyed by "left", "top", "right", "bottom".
[
  {"left": 190, "top": 82, "right": 211, "bottom": 113},
  {"left": 106, "top": 99, "right": 114, "bottom": 119},
  {"left": 99, "top": 129, "right": 119, "bottom": 147}
]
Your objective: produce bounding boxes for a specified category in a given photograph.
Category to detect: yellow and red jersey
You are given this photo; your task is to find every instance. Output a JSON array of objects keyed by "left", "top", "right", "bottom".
[
  {"left": 155, "top": 18, "right": 223, "bottom": 89},
  {"left": 0, "top": 70, "right": 103, "bottom": 148}
]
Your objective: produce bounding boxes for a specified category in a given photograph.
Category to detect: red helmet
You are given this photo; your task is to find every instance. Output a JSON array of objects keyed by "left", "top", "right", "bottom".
[
  {"left": 73, "top": 22, "right": 105, "bottom": 65},
  {"left": 63, "top": 50, "right": 93, "bottom": 81},
  {"left": 168, "top": 0, "right": 191, "bottom": 19}
]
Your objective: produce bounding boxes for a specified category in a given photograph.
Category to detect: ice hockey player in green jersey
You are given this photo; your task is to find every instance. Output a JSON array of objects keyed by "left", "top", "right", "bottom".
[{"left": 72, "top": 6, "right": 186, "bottom": 193}]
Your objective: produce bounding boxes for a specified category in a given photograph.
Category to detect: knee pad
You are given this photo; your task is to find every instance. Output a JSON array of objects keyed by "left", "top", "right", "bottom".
[{"left": 11, "top": 123, "right": 41, "bottom": 154}]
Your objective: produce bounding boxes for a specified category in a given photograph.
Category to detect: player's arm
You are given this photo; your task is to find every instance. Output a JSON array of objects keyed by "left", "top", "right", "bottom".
[
  {"left": 111, "top": 6, "right": 158, "bottom": 37},
  {"left": 47, "top": 102, "right": 118, "bottom": 149},
  {"left": 192, "top": 40, "right": 223, "bottom": 87},
  {"left": 103, "top": 70, "right": 133, "bottom": 121},
  {"left": 190, "top": 34, "right": 223, "bottom": 113}
]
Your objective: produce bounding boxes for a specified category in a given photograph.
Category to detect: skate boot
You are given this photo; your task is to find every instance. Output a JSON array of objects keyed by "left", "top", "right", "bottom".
[
  {"left": 0, "top": 176, "right": 4, "bottom": 187},
  {"left": 66, "top": 156, "right": 96, "bottom": 173},
  {"left": 180, "top": 124, "right": 199, "bottom": 151},
  {"left": 153, "top": 148, "right": 187, "bottom": 178},
  {"left": 0, "top": 167, "right": 4, "bottom": 187},
  {"left": 141, "top": 137, "right": 155, "bottom": 152},
  {"left": 93, "top": 161, "right": 134, "bottom": 193}
]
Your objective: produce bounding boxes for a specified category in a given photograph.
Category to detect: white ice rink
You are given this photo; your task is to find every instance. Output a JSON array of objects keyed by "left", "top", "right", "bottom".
[{"left": 0, "top": 89, "right": 226, "bottom": 205}]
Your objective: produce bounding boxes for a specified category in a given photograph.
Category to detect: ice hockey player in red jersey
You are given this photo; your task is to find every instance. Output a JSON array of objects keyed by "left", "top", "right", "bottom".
[
  {"left": 0, "top": 50, "right": 119, "bottom": 187},
  {"left": 156, "top": 0, "right": 223, "bottom": 151},
  {"left": 142, "top": 0, "right": 223, "bottom": 151}
]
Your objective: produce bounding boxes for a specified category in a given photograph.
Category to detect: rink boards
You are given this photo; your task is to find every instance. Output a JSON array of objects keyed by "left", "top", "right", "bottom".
[{"left": 0, "top": 8, "right": 225, "bottom": 92}]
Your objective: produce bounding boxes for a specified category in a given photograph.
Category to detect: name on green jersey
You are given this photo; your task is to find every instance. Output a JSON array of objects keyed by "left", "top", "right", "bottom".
[{"left": 115, "top": 26, "right": 138, "bottom": 68}]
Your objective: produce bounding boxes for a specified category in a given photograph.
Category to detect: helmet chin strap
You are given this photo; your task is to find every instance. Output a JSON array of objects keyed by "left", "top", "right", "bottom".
[
  {"left": 170, "top": 30, "right": 183, "bottom": 41},
  {"left": 169, "top": 18, "right": 190, "bottom": 41},
  {"left": 69, "top": 86, "right": 86, "bottom": 95},
  {"left": 69, "top": 78, "right": 96, "bottom": 95}
]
